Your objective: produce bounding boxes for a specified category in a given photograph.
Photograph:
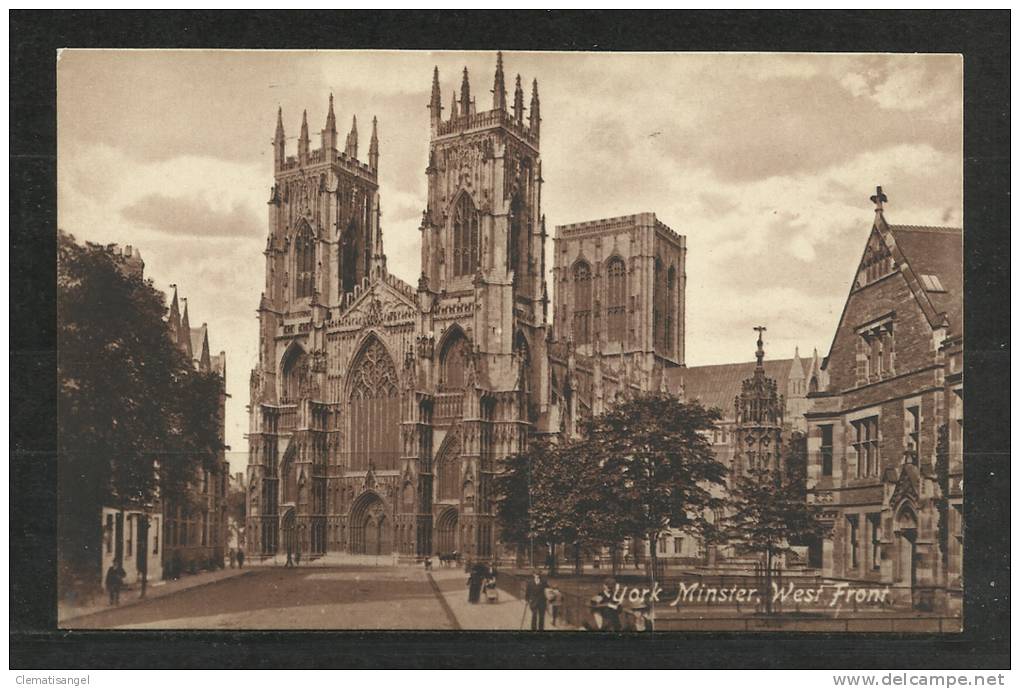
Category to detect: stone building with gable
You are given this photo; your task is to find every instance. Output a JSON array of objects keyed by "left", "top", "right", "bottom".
[{"left": 804, "top": 189, "right": 963, "bottom": 611}]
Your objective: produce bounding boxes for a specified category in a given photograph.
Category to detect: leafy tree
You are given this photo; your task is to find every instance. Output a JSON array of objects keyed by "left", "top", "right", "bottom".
[
  {"left": 724, "top": 437, "right": 825, "bottom": 614},
  {"left": 492, "top": 448, "right": 534, "bottom": 561},
  {"left": 583, "top": 393, "right": 727, "bottom": 585},
  {"left": 57, "top": 231, "right": 221, "bottom": 595}
]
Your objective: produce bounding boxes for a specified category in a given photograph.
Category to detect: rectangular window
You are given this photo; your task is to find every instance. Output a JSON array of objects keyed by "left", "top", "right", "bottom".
[
  {"left": 673, "top": 537, "right": 683, "bottom": 554},
  {"left": 869, "top": 514, "right": 882, "bottom": 570},
  {"left": 126, "top": 515, "right": 133, "bottom": 557},
  {"left": 906, "top": 405, "right": 920, "bottom": 464},
  {"left": 852, "top": 416, "right": 879, "bottom": 478},
  {"left": 153, "top": 518, "right": 160, "bottom": 555},
  {"left": 848, "top": 516, "right": 860, "bottom": 569},
  {"left": 820, "top": 424, "right": 834, "bottom": 477}
]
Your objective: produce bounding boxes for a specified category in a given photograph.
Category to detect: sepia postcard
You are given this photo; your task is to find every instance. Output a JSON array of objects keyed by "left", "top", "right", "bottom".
[{"left": 53, "top": 48, "right": 966, "bottom": 636}]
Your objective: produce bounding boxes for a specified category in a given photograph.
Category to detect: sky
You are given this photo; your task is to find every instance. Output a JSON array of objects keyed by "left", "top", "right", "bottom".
[{"left": 56, "top": 50, "right": 963, "bottom": 472}]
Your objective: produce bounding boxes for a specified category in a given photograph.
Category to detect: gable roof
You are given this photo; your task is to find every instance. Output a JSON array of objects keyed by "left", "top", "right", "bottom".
[
  {"left": 887, "top": 225, "right": 962, "bottom": 333},
  {"left": 681, "top": 358, "right": 799, "bottom": 418}
]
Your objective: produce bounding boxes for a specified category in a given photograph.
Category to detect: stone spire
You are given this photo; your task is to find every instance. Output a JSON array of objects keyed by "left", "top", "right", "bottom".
[
  {"left": 735, "top": 326, "right": 783, "bottom": 473},
  {"left": 449, "top": 90, "right": 459, "bottom": 120},
  {"left": 460, "top": 67, "right": 472, "bottom": 117},
  {"left": 345, "top": 115, "right": 358, "bottom": 159},
  {"left": 369, "top": 116, "right": 379, "bottom": 171},
  {"left": 179, "top": 297, "right": 193, "bottom": 359},
  {"left": 754, "top": 325, "right": 766, "bottom": 368},
  {"left": 429, "top": 66, "right": 442, "bottom": 126},
  {"left": 371, "top": 194, "right": 386, "bottom": 278},
  {"left": 168, "top": 284, "right": 181, "bottom": 340},
  {"left": 492, "top": 51, "right": 506, "bottom": 110},
  {"left": 322, "top": 93, "right": 337, "bottom": 150},
  {"left": 274, "top": 107, "right": 286, "bottom": 168},
  {"left": 529, "top": 78, "right": 541, "bottom": 137},
  {"left": 298, "top": 109, "right": 310, "bottom": 160},
  {"left": 513, "top": 74, "right": 524, "bottom": 123}
]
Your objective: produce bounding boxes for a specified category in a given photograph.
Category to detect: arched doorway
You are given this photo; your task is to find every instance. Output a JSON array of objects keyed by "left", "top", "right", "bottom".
[
  {"left": 895, "top": 505, "right": 918, "bottom": 589},
  {"left": 436, "top": 508, "right": 458, "bottom": 555},
  {"left": 350, "top": 492, "right": 390, "bottom": 555}
]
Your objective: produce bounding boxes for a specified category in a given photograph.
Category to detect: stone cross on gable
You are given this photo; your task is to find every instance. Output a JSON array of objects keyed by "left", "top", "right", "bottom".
[{"left": 870, "top": 185, "right": 888, "bottom": 212}]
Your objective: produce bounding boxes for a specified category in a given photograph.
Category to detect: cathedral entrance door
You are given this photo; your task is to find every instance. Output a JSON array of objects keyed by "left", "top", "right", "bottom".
[
  {"left": 436, "top": 508, "right": 458, "bottom": 556},
  {"left": 350, "top": 493, "right": 390, "bottom": 555}
]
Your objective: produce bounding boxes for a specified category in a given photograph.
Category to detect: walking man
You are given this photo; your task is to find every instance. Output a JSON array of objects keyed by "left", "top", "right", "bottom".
[
  {"left": 105, "top": 562, "right": 123, "bottom": 606},
  {"left": 236, "top": 548, "right": 245, "bottom": 569},
  {"left": 525, "top": 571, "right": 549, "bottom": 631}
]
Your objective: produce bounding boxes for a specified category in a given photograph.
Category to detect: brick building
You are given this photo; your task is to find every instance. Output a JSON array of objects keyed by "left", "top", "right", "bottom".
[{"left": 804, "top": 189, "right": 962, "bottom": 612}]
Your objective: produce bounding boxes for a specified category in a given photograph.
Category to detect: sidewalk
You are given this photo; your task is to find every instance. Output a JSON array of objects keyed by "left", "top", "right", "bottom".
[
  {"left": 427, "top": 569, "right": 575, "bottom": 631},
  {"left": 59, "top": 566, "right": 252, "bottom": 626}
]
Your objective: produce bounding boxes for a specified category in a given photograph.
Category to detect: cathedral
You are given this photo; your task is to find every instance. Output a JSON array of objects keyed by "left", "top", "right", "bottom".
[{"left": 245, "top": 53, "right": 688, "bottom": 563}]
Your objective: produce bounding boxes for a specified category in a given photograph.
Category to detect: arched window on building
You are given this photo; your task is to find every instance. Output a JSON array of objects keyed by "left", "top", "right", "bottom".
[
  {"left": 281, "top": 344, "right": 308, "bottom": 403},
  {"left": 340, "top": 219, "right": 359, "bottom": 294},
  {"left": 439, "top": 329, "right": 469, "bottom": 391},
  {"left": 508, "top": 194, "right": 528, "bottom": 284},
  {"left": 606, "top": 257, "right": 627, "bottom": 344},
  {"left": 295, "top": 220, "right": 315, "bottom": 298},
  {"left": 665, "top": 265, "right": 677, "bottom": 356},
  {"left": 347, "top": 337, "right": 400, "bottom": 471},
  {"left": 452, "top": 194, "right": 480, "bottom": 277},
  {"left": 436, "top": 436, "right": 461, "bottom": 501},
  {"left": 572, "top": 261, "right": 592, "bottom": 345},
  {"left": 653, "top": 258, "right": 665, "bottom": 351}
]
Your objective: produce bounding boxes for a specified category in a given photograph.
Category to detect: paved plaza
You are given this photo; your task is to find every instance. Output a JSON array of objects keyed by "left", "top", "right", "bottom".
[{"left": 63, "top": 565, "right": 535, "bottom": 631}]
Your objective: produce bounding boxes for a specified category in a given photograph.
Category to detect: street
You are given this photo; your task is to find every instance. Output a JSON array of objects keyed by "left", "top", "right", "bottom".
[{"left": 66, "top": 566, "right": 462, "bottom": 630}]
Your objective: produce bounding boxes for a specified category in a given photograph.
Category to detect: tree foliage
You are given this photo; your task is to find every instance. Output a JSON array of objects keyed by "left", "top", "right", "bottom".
[{"left": 57, "top": 231, "right": 222, "bottom": 593}]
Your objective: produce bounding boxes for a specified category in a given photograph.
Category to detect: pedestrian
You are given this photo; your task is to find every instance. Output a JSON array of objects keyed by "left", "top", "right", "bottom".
[
  {"left": 466, "top": 564, "right": 484, "bottom": 604},
  {"left": 484, "top": 566, "right": 499, "bottom": 603},
  {"left": 295, "top": 550, "right": 301, "bottom": 566},
  {"left": 588, "top": 577, "right": 622, "bottom": 631},
  {"left": 236, "top": 548, "right": 245, "bottom": 569},
  {"left": 545, "top": 584, "right": 563, "bottom": 627},
  {"left": 525, "top": 570, "right": 548, "bottom": 630},
  {"left": 424, "top": 556, "right": 432, "bottom": 572},
  {"left": 229, "top": 548, "right": 236, "bottom": 569},
  {"left": 105, "top": 562, "right": 123, "bottom": 606},
  {"left": 285, "top": 548, "right": 294, "bottom": 567}
]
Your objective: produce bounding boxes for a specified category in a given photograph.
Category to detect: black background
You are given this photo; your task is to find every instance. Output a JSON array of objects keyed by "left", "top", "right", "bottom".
[{"left": 10, "top": 10, "right": 1009, "bottom": 669}]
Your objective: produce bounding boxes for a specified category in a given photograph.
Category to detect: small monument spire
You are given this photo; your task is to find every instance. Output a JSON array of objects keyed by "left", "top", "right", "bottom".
[
  {"left": 492, "top": 51, "right": 507, "bottom": 111},
  {"left": 274, "top": 106, "right": 286, "bottom": 168},
  {"left": 345, "top": 115, "right": 358, "bottom": 159},
  {"left": 754, "top": 325, "right": 767, "bottom": 368},
  {"left": 449, "top": 90, "right": 459, "bottom": 121}
]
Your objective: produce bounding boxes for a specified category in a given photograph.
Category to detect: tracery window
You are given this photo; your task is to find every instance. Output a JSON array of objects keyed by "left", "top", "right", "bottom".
[
  {"left": 348, "top": 338, "right": 400, "bottom": 471},
  {"left": 606, "top": 257, "right": 626, "bottom": 344},
  {"left": 665, "top": 265, "right": 677, "bottom": 355},
  {"left": 439, "top": 330, "right": 469, "bottom": 390},
  {"left": 295, "top": 221, "right": 315, "bottom": 298},
  {"left": 281, "top": 345, "right": 308, "bottom": 404},
  {"left": 653, "top": 258, "right": 666, "bottom": 351},
  {"left": 452, "top": 194, "right": 480, "bottom": 277},
  {"left": 572, "top": 261, "right": 592, "bottom": 345},
  {"left": 436, "top": 437, "right": 461, "bottom": 501},
  {"left": 508, "top": 194, "right": 527, "bottom": 283}
]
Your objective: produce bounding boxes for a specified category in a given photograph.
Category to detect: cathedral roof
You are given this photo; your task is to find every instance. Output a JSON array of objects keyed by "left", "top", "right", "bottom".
[
  {"left": 888, "top": 224, "right": 963, "bottom": 333},
  {"left": 681, "top": 357, "right": 801, "bottom": 418}
]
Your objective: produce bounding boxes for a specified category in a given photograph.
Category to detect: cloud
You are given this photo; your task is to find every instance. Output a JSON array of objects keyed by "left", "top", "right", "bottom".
[{"left": 121, "top": 194, "right": 262, "bottom": 238}]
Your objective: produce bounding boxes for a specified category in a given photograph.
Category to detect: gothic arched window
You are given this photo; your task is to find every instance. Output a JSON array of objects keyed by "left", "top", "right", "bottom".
[
  {"left": 347, "top": 337, "right": 400, "bottom": 471},
  {"left": 439, "top": 330, "right": 469, "bottom": 391},
  {"left": 508, "top": 194, "right": 527, "bottom": 284},
  {"left": 606, "top": 257, "right": 627, "bottom": 344},
  {"left": 295, "top": 221, "right": 315, "bottom": 298},
  {"left": 281, "top": 344, "right": 308, "bottom": 403},
  {"left": 340, "top": 219, "right": 359, "bottom": 294},
  {"left": 573, "top": 261, "right": 592, "bottom": 345},
  {"left": 452, "top": 194, "right": 480, "bottom": 277},
  {"left": 436, "top": 437, "right": 461, "bottom": 501},
  {"left": 665, "top": 265, "right": 677, "bottom": 355},
  {"left": 653, "top": 258, "right": 665, "bottom": 351}
]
